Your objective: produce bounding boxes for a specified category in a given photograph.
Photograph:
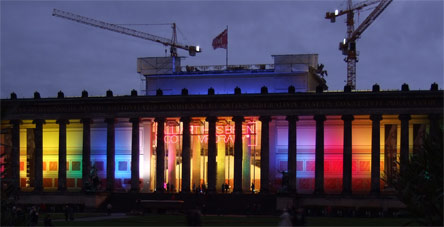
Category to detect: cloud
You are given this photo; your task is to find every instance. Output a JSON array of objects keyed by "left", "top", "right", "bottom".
[{"left": 1, "top": 1, "right": 442, "bottom": 98}]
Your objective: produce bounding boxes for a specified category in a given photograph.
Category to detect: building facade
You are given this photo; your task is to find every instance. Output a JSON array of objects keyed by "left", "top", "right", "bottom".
[{"left": 1, "top": 82, "right": 442, "bottom": 195}]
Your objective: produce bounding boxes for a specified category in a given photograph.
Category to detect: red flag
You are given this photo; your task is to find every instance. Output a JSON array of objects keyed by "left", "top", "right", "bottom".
[{"left": 212, "top": 29, "right": 227, "bottom": 50}]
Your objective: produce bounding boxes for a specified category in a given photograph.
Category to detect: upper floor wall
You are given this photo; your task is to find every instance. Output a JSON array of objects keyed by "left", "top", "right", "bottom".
[{"left": 138, "top": 54, "right": 326, "bottom": 95}]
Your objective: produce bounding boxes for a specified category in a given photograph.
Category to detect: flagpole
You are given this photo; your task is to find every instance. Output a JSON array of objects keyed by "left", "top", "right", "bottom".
[{"left": 226, "top": 25, "right": 228, "bottom": 70}]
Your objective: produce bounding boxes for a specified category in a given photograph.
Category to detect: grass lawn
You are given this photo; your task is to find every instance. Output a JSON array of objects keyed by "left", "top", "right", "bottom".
[
  {"left": 40, "top": 213, "right": 418, "bottom": 226},
  {"left": 48, "top": 212, "right": 109, "bottom": 220}
]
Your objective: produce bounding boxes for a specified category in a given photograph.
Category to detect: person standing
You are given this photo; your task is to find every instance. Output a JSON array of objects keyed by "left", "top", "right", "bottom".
[
  {"left": 44, "top": 214, "right": 53, "bottom": 226},
  {"left": 64, "top": 205, "right": 69, "bottom": 221},
  {"left": 278, "top": 209, "right": 292, "bottom": 226},
  {"left": 107, "top": 203, "right": 112, "bottom": 216},
  {"left": 30, "top": 206, "right": 39, "bottom": 226}
]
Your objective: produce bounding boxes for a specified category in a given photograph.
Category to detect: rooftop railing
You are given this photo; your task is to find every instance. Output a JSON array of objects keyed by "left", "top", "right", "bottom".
[{"left": 180, "top": 64, "right": 275, "bottom": 73}]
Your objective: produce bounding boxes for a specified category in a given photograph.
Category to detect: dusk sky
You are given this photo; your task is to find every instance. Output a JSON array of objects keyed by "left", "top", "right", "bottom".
[{"left": 1, "top": 0, "right": 443, "bottom": 98}]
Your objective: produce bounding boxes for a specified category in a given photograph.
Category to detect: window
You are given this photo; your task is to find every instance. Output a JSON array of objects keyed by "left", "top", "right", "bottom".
[
  {"left": 118, "top": 161, "right": 128, "bottom": 171},
  {"left": 72, "top": 161, "right": 81, "bottom": 171}
]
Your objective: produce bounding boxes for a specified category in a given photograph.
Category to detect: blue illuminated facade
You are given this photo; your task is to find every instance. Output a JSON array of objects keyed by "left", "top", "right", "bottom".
[{"left": 138, "top": 54, "right": 326, "bottom": 95}]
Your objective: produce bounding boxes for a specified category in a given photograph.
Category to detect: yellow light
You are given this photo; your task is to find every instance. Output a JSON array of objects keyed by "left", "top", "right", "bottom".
[{"left": 335, "top": 9, "right": 339, "bottom": 16}]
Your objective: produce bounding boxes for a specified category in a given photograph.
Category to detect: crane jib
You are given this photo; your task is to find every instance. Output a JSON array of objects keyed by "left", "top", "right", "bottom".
[{"left": 52, "top": 9, "right": 200, "bottom": 55}]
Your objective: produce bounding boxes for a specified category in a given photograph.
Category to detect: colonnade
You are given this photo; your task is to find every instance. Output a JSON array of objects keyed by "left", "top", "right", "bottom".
[{"left": 7, "top": 111, "right": 438, "bottom": 194}]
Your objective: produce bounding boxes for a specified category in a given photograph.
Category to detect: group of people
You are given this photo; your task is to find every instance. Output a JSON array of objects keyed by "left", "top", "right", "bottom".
[
  {"left": 192, "top": 183, "right": 208, "bottom": 194},
  {"left": 29, "top": 206, "right": 40, "bottom": 226},
  {"left": 166, "top": 183, "right": 176, "bottom": 192},
  {"left": 221, "top": 183, "right": 230, "bottom": 193},
  {"left": 64, "top": 204, "right": 75, "bottom": 221},
  {"left": 3, "top": 205, "right": 53, "bottom": 226}
]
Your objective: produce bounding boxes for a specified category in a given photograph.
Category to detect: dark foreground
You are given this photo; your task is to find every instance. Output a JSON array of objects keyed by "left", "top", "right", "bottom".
[{"left": 7, "top": 212, "right": 419, "bottom": 226}]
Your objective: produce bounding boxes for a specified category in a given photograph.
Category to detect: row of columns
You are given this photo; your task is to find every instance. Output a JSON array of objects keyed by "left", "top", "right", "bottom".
[{"left": 7, "top": 113, "right": 439, "bottom": 194}]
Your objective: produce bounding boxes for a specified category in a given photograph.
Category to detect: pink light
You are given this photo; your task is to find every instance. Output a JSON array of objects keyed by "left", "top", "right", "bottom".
[
  {"left": 161, "top": 122, "right": 258, "bottom": 146},
  {"left": 164, "top": 135, "right": 180, "bottom": 144}
]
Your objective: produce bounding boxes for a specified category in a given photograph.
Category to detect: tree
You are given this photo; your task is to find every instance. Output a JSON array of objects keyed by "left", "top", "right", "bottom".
[{"left": 391, "top": 125, "right": 443, "bottom": 225}]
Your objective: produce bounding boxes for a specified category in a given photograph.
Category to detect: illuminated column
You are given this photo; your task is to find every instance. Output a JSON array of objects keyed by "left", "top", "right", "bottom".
[
  {"left": 233, "top": 116, "right": 245, "bottom": 193},
  {"left": 81, "top": 118, "right": 92, "bottom": 192},
  {"left": 155, "top": 117, "right": 165, "bottom": 192},
  {"left": 11, "top": 120, "right": 22, "bottom": 190},
  {"left": 286, "top": 115, "right": 298, "bottom": 194},
  {"left": 242, "top": 133, "right": 251, "bottom": 192},
  {"left": 181, "top": 117, "right": 191, "bottom": 193},
  {"left": 259, "top": 116, "right": 270, "bottom": 193},
  {"left": 341, "top": 115, "right": 354, "bottom": 194},
  {"left": 206, "top": 116, "right": 217, "bottom": 193},
  {"left": 216, "top": 137, "right": 226, "bottom": 193},
  {"left": 399, "top": 114, "right": 410, "bottom": 177},
  {"left": 166, "top": 121, "right": 177, "bottom": 191},
  {"left": 33, "top": 119, "right": 45, "bottom": 192},
  {"left": 130, "top": 118, "right": 140, "bottom": 192},
  {"left": 57, "top": 119, "right": 69, "bottom": 192},
  {"left": 314, "top": 115, "right": 325, "bottom": 194},
  {"left": 191, "top": 123, "right": 202, "bottom": 191},
  {"left": 105, "top": 118, "right": 115, "bottom": 192},
  {"left": 370, "top": 114, "right": 382, "bottom": 194}
]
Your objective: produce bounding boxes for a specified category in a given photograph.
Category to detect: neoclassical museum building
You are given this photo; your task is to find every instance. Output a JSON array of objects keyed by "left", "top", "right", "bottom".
[{"left": 1, "top": 54, "right": 442, "bottom": 197}]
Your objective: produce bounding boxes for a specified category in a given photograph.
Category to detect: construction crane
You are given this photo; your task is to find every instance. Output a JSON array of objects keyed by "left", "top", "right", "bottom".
[
  {"left": 325, "top": 0, "right": 392, "bottom": 89},
  {"left": 52, "top": 9, "right": 201, "bottom": 57}
]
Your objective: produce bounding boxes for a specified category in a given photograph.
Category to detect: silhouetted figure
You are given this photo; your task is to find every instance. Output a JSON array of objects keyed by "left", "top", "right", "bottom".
[
  {"left": 186, "top": 208, "right": 202, "bottom": 226},
  {"left": 64, "top": 205, "right": 69, "bottom": 221},
  {"left": 107, "top": 203, "right": 112, "bottom": 216},
  {"left": 291, "top": 207, "right": 306, "bottom": 226},
  {"left": 44, "top": 214, "right": 53, "bottom": 226},
  {"left": 29, "top": 206, "right": 39, "bottom": 226},
  {"left": 136, "top": 199, "right": 141, "bottom": 213},
  {"left": 69, "top": 206, "right": 75, "bottom": 221},
  {"left": 88, "top": 164, "right": 100, "bottom": 192},
  {"left": 251, "top": 183, "right": 255, "bottom": 194},
  {"left": 279, "top": 171, "right": 289, "bottom": 193},
  {"left": 278, "top": 209, "right": 292, "bottom": 226}
]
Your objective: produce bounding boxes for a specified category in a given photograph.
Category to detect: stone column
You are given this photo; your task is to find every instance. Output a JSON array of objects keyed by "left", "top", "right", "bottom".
[
  {"left": 341, "top": 115, "right": 354, "bottom": 194},
  {"left": 81, "top": 119, "right": 92, "bottom": 191},
  {"left": 286, "top": 115, "right": 298, "bottom": 194},
  {"left": 259, "top": 116, "right": 271, "bottom": 194},
  {"left": 57, "top": 119, "right": 69, "bottom": 192},
  {"left": 105, "top": 118, "right": 115, "bottom": 192},
  {"left": 11, "top": 120, "right": 22, "bottom": 190},
  {"left": 399, "top": 114, "right": 410, "bottom": 177},
  {"left": 130, "top": 118, "right": 140, "bottom": 192},
  {"left": 181, "top": 117, "right": 191, "bottom": 193},
  {"left": 166, "top": 121, "right": 177, "bottom": 192},
  {"left": 370, "top": 114, "right": 382, "bottom": 194},
  {"left": 33, "top": 119, "right": 45, "bottom": 192},
  {"left": 233, "top": 116, "right": 245, "bottom": 193},
  {"left": 155, "top": 117, "right": 165, "bottom": 192},
  {"left": 314, "top": 115, "right": 325, "bottom": 194},
  {"left": 206, "top": 116, "right": 217, "bottom": 193}
]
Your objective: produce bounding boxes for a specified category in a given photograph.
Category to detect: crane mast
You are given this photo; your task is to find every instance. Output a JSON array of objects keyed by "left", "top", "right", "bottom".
[
  {"left": 326, "top": 0, "right": 392, "bottom": 90},
  {"left": 52, "top": 9, "right": 201, "bottom": 56}
]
